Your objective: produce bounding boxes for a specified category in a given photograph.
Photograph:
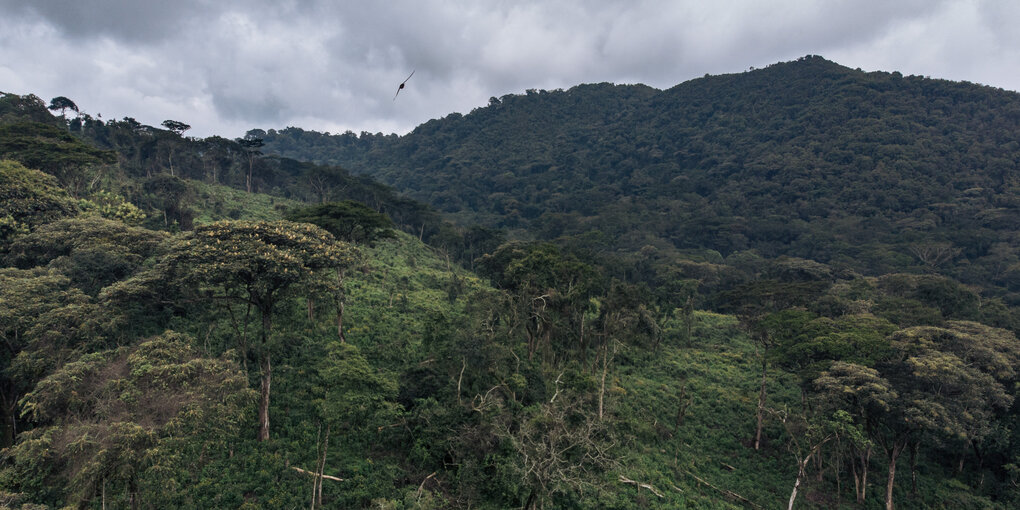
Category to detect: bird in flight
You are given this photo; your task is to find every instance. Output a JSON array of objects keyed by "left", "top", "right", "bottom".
[{"left": 393, "top": 70, "right": 415, "bottom": 101}]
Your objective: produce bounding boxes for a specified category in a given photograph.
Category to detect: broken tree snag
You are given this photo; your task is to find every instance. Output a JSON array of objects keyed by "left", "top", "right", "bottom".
[
  {"left": 291, "top": 466, "right": 344, "bottom": 482},
  {"left": 416, "top": 471, "right": 438, "bottom": 501},
  {"left": 618, "top": 475, "right": 664, "bottom": 498}
]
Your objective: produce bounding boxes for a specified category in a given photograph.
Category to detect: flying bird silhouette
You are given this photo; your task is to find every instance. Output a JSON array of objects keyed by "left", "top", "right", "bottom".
[{"left": 393, "top": 70, "right": 415, "bottom": 101}]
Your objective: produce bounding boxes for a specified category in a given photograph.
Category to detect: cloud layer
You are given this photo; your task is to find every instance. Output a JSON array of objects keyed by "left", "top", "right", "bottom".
[{"left": 1, "top": 0, "right": 1016, "bottom": 138}]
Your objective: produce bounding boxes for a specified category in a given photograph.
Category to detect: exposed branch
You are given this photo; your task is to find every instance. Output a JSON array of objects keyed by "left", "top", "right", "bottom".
[
  {"left": 291, "top": 466, "right": 343, "bottom": 482},
  {"left": 549, "top": 370, "right": 564, "bottom": 403},
  {"left": 680, "top": 470, "right": 762, "bottom": 509},
  {"left": 457, "top": 357, "right": 466, "bottom": 406},
  {"left": 618, "top": 475, "right": 664, "bottom": 498},
  {"left": 416, "top": 471, "right": 438, "bottom": 501}
]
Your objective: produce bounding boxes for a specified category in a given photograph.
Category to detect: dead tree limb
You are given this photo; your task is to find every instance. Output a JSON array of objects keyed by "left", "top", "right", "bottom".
[
  {"left": 291, "top": 466, "right": 343, "bottom": 482},
  {"left": 618, "top": 475, "right": 664, "bottom": 498},
  {"left": 680, "top": 470, "right": 761, "bottom": 509}
]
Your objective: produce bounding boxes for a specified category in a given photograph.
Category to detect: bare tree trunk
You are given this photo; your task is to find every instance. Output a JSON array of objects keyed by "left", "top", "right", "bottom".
[
  {"left": 885, "top": 442, "right": 904, "bottom": 510},
  {"left": 754, "top": 358, "right": 767, "bottom": 450},
  {"left": 258, "top": 353, "right": 271, "bottom": 441},
  {"left": 833, "top": 445, "right": 842, "bottom": 508},
  {"left": 128, "top": 476, "right": 139, "bottom": 510},
  {"left": 911, "top": 441, "right": 919, "bottom": 496},
  {"left": 335, "top": 270, "right": 347, "bottom": 343},
  {"left": 853, "top": 445, "right": 871, "bottom": 504},
  {"left": 246, "top": 156, "right": 255, "bottom": 193},
  {"left": 336, "top": 301, "right": 346, "bottom": 343},
  {"left": 673, "top": 384, "right": 690, "bottom": 436},
  {"left": 311, "top": 423, "right": 321, "bottom": 510},
  {"left": 788, "top": 456, "right": 810, "bottom": 510},
  {"left": 599, "top": 340, "right": 609, "bottom": 420},
  {"left": 316, "top": 424, "right": 330, "bottom": 507}
]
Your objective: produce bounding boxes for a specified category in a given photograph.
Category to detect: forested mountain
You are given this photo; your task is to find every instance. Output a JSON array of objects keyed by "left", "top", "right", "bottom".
[
  {"left": 2, "top": 56, "right": 1020, "bottom": 510},
  {"left": 259, "top": 55, "right": 1020, "bottom": 305}
]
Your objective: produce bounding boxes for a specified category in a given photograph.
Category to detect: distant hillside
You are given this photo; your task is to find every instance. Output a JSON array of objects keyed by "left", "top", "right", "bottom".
[
  {"left": 5, "top": 63, "right": 1020, "bottom": 509},
  {"left": 258, "top": 55, "right": 1020, "bottom": 303}
]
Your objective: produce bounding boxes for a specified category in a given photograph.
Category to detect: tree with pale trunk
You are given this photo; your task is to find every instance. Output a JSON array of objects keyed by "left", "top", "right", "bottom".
[{"left": 155, "top": 220, "right": 357, "bottom": 441}]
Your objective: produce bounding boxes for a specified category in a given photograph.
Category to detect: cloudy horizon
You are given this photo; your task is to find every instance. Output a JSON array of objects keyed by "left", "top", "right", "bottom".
[{"left": 2, "top": 0, "right": 1019, "bottom": 139}]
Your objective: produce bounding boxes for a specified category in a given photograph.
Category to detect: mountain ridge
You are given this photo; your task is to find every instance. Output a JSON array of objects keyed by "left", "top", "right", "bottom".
[{"left": 257, "top": 56, "right": 1020, "bottom": 303}]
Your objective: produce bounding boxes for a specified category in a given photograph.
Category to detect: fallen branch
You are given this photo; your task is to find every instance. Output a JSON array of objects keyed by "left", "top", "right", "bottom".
[
  {"left": 680, "top": 470, "right": 760, "bottom": 509},
  {"left": 416, "top": 471, "right": 438, "bottom": 500},
  {"left": 618, "top": 475, "right": 664, "bottom": 498},
  {"left": 291, "top": 466, "right": 343, "bottom": 482}
]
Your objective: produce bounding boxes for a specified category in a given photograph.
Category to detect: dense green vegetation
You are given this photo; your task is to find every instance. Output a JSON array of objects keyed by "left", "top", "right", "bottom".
[
  {"left": 1, "top": 55, "right": 1020, "bottom": 510},
  {"left": 259, "top": 56, "right": 1020, "bottom": 306}
]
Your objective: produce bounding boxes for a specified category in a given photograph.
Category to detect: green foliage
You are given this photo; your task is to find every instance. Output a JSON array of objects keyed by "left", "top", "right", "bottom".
[
  {"left": 0, "top": 122, "right": 116, "bottom": 193},
  {"left": 316, "top": 342, "right": 398, "bottom": 425},
  {"left": 5, "top": 216, "right": 169, "bottom": 294},
  {"left": 0, "top": 160, "right": 78, "bottom": 244},
  {"left": 259, "top": 56, "right": 1020, "bottom": 306},
  {"left": 0, "top": 92, "right": 61, "bottom": 126},
  {"left": 46, "top": 96, "right": 78, "bottom": 117},
  {"left": 4, "top": 331, "right": 254, "bottom": 508},
  {"left": 77, "top": 190, "right": 147, "bottom": 224},
  {"left": 285, "top": 200, "right": 395, "bottom": 245},
  {"left": 3, "top": 59, "right": 1020, "bottom": 508}
]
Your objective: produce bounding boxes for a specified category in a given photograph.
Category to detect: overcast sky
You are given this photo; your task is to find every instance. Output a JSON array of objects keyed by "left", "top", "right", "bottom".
[{"left": 2, "top": 0, "right": 1018, "bottom": 139}]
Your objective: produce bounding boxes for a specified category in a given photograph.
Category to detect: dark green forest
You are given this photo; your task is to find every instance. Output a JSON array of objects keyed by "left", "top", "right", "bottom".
[{"left": 2, "top": 55, "right": 1020, "bottom": 509}]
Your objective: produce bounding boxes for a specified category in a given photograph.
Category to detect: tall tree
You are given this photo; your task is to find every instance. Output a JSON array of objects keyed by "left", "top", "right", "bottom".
[
  {"left": 236, "top": 135, "right": 264, "bottom": 193},
  {"left": 157, "top": 220, "right": 357, "bottom": 441},
  {"left": 47, "top": 96, "right": 78, "bottom": 118},
  {"left": 0, "top": 123, "right": 116, "bottom": 197},
  {"left": 816, "top": 321, "right": 1020, "bottom": 510},
  {"left": 160, "top": 120, "right": 191, "bottom": 176}
]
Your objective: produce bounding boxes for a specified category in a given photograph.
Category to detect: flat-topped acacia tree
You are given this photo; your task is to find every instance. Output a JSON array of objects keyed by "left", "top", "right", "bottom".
[{"left": 159, "top": 220, "right": 358, "bottom": 441}]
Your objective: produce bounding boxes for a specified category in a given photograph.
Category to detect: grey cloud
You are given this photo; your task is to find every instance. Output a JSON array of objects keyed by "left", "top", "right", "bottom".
[
  {"left": 0, "top": 0, "right": 219, "bottom": 43},
  {"left": 1, "top": 0, "right": 1017, "bottom": 139}
]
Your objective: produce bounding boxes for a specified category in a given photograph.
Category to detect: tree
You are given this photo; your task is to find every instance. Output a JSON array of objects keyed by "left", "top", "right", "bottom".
[
  {"left": 157, "top": 220, "right": 357, "bottom": 441},
  {"left": 1, "top": 92, "right": 60, "bottom": 125},
  {"left": 478, "top": 242, "right": 602, "bottom": 361},
  {"left": 504, "top": 392, "right": 615, "bottom": 509},
  {"left": 816, "top": 321, "right": 1020, "bottom": 510},
  {"left": 815, "top": 362, "right": 895, "bottom": 504},
  {"left": 236, "top": 135, "right": 264, "bottom": 193},
  {"left": 5, "top": 216, "right": 169, "bottom": 295},
  {"left": 722, "top": 278, "right": 831, "bottom": 450},
  {"left": 160, "top": 120, "right": 191, "bottom": 176},
  {"left": 160, "top": 119, "right": 190, "bottom": 136},
  {"left": 47, "top": 96, "right": 78, "bottom": 118},
  {"left": 0, "top": 268, "right": 91, "bottom": 447},
  {"left": 311, "top": 342, "right": 398, "bottom": 508},
  {"left": 285, "top": 201, "right": 395, "bottom": 245},
  {"left": 142, "top": 175, "right": 192, "bottom": 228},
  {"left": 766, "top": 406, "right": 836, "bottom": 510},
  {"left": 0, "top": 123, "right": 117, "bottom": 196},
  {"left": 0, "top": 160, "right": 78, "bottom": 245},
  {"left": 304, "top": 165, "right": 348, "bottom": 204},
  {"left": 5, "top": 331, "right": 254, "bottom": 509}
]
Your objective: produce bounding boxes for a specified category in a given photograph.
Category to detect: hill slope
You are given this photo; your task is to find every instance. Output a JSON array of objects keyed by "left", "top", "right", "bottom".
[{"left": 259, "top": 56, "right": 1020, "bottom": 302}]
